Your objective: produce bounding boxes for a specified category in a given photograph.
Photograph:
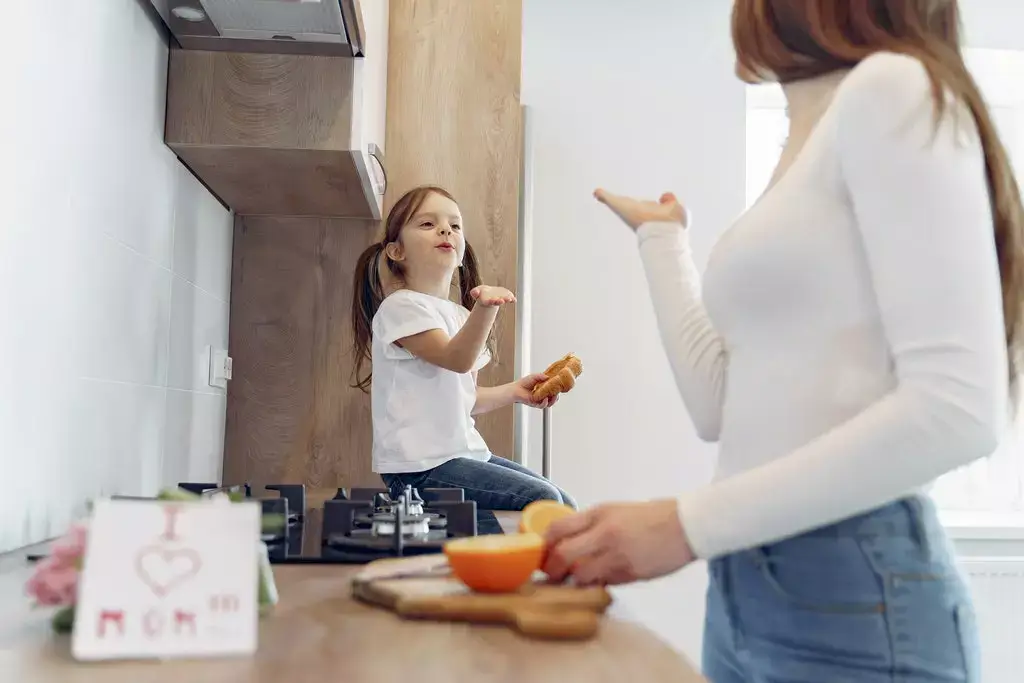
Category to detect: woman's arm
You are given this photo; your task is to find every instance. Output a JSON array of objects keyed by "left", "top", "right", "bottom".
[
  {"left": 675, "top": 53, "right": 1007, "bottom": 560},
  {"left": 636, "top": 222, "right": 729, "bottom": 441},
  {"left": 592, "top": 189, "right": 729, "bottom": 441}
]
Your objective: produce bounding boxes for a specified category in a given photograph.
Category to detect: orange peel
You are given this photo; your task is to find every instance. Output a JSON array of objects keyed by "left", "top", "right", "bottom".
[{"left": 444, "top": 533, "right": 545, "bottom": 593}]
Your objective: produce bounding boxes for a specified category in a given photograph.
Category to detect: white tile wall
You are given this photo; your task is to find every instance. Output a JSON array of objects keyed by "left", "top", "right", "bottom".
[
  {"left": 172, "top": 176, "right": 235, "bottom": 302},
  {"left": 167, "top": 276, "right": 231, "bottom": 393},
  {"left": 74, "top": 380, "right": 168, "bottom": 503},
  {"left": 163, "top": 389, "right": 228, "bottom": 487},
  {"left": 0, "top": 0, "right": 233, "bottom": 553},
  {"left": 75, "top": 235, "right": 173, "bottom": 386}
]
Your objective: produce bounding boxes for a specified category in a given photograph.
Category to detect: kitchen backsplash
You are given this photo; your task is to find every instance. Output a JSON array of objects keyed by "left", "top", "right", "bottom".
[{"left": 0, "top": 0, "right": 232, "bottom": 553}]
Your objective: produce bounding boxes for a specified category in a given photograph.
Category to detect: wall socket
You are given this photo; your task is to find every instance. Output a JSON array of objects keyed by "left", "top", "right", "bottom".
[{"left": 208, "top": 346, "right": 232, "bottom": 390}]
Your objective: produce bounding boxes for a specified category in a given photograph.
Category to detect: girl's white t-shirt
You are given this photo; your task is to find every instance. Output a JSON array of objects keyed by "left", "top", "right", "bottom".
[{"left": 370, "top": 289, "right": 491, "bottom": 474}]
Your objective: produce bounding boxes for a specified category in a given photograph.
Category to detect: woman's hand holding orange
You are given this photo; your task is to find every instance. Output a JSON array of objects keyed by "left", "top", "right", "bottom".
[{"left": 542, "top": 499, "right": 695, "bottom": 586}]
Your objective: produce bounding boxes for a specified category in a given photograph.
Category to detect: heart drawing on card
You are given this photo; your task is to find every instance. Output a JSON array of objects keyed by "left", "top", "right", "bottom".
[{"left": 134, "top": 546, "right": 203, "bottom": 598}]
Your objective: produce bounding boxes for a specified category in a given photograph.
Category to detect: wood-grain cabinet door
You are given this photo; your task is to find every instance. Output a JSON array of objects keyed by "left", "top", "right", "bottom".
[{"left": 223, "top": 217, "right": 380, "bottom": 491}]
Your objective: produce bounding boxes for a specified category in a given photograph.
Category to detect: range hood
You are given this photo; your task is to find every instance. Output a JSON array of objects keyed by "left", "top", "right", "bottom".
[{"left": 149, "top": 0, "right": 365, "bottom": 57}]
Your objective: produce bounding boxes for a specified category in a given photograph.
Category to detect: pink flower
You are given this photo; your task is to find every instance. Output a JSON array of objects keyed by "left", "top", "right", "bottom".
[
  {"left": 26, "top": 558, "right": 79, "bottom": 606},
  {"left": 49, "top": 523, "right": 87, "bottom": 568},
  {"left": 25, "top": 523, "right": 88, "bottom": 607}
]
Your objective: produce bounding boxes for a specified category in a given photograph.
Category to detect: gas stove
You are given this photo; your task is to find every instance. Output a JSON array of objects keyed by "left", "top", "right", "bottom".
[
  {"left": 24, "top": 481, "right": 495, "bottom": 569},
  {"left": 178, "top": 481, "right": 486, "bottom": 564}
]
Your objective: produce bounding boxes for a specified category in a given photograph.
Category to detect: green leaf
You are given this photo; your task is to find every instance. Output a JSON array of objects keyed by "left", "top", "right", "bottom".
[
  {"left": 52, "top": 605, "right": 75, "bottom": 634},
  {"left": 260, "top": 513, "right": 286, "bottom": 534},
  {"left": 156, "top": 487, "right": 201, "bottom": 502}
]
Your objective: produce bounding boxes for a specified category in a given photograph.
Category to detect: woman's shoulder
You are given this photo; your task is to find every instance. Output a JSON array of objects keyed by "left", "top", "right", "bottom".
[
  {"left": 837, "top": 51, "right": 950, "bottom": 117},
  {"left": 849, "top": 51, "right": 928, "bottom": 85},
  {"left": 831, "top": 51, "right": 972, "bottom": 149},
  {"left": 836, "top": 52, "right": 932, "bottom": 114}
]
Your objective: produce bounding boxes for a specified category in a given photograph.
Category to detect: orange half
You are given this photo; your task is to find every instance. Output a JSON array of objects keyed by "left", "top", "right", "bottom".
[
  {"left": 444, "top": 533, "right": 545, "bottom": 593},
  {"left": 519, "top": 500, "right": 577, "bottom": 536}
]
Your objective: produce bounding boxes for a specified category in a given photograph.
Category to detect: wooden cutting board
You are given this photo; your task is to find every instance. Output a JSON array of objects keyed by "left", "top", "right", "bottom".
[{"left": 350, "top": 554, "right": 613, "bottom": 640}]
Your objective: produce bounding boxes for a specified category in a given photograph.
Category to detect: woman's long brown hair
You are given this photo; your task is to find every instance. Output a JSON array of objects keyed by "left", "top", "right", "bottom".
[
  {"left": 350, "top": 185, "right": 491, "bottom": 392},
  {"left": 732, "top": 0, "right": 1024, "bottom": 399}
]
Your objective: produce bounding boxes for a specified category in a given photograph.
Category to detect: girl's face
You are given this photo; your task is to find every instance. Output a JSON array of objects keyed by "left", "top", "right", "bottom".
[{"left": 386, "top": 191, "right": 465, "bottom": 275}]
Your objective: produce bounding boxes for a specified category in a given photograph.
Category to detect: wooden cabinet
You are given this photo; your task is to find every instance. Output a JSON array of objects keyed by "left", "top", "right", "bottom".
[
  {"left": 223, "top": 216, "right": 380, "bottom": 491},
  {"left": 161, "top": 0, "right": 390, "bottom": 219}
]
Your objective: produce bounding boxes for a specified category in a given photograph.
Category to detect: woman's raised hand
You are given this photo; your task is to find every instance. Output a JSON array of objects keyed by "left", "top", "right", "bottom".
[{"left": 593, "top": 189, "right": 688, "bottom": 231}]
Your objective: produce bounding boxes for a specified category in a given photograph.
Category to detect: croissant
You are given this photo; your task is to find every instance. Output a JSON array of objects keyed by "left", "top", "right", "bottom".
[
  {"left": 532, "top": 353, "right": 584, "bottom": 402},
  {"left": 544, "top": 353, "right": 583, "bottom": 379}
]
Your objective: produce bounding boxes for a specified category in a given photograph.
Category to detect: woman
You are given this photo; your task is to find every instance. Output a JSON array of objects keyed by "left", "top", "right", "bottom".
[{"left": 543, "top": 1, "right": 1024, "bottom": 681}]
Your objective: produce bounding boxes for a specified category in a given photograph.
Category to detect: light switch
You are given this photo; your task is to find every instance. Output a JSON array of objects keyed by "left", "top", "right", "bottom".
[{"left": 208, "top": 347, "right": 232, "bottom": 390}]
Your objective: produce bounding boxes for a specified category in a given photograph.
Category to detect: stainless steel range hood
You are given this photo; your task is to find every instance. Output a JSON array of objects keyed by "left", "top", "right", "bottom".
[{"left": 149, "top": 0, "right": 365, "bottom": 57}]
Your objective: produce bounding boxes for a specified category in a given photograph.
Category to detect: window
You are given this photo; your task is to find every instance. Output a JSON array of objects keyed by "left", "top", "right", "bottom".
[{"left": 744, "top": 49, "right": 1024, "bottom": 514}]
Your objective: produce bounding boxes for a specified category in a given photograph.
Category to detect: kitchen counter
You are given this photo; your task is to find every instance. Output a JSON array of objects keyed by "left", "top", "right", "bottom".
[{"left": 0, "top": 561, "right": 705, "bottom": 683}]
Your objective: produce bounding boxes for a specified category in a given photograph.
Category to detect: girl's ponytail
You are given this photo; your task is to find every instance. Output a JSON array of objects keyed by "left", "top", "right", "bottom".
[{"left": 350, "top": 241, "right": 387, "bottom": 391}]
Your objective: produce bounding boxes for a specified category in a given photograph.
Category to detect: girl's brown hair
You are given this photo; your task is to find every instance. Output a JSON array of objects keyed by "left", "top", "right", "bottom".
[
  {"left": 350, "top": 185, "right": 491, "bottom": 392},
  {"left": 732, "top": 0, "right": 1024, "bottom": 397}
]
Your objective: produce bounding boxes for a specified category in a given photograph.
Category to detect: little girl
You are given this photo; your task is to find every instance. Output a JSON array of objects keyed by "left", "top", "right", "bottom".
[{"left": 350, "top": 185, "right": 576, "bottom": 517}]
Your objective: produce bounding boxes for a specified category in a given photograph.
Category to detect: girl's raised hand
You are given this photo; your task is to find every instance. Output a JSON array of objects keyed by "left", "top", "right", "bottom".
[
  {"left": 593, "top": 189, "right": 688, "bottom": 231},
  {"left": 470, "top": 285, "right": 516, "bottom": 307}
]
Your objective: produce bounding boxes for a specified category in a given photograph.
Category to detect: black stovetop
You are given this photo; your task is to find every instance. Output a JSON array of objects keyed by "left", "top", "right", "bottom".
[
  {"left": 26, "top": 481, "right": 500, "bottom": 568},
  {"left": 179, "top": 481, "right": 500, "bottom": 565}
]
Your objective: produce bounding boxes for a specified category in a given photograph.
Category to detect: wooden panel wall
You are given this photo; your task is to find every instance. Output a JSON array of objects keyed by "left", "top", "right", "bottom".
[
  {"left": 223, "top": 216, "right": 380, "bottom": 490},
  {"left": 384, "top": 0, "right": 524, "bottom": 458}
]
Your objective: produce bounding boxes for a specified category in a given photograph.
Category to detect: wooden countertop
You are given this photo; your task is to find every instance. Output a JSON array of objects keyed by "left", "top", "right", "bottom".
[{"left": 0, "top": 562, "right": 704, "bottom": 683}]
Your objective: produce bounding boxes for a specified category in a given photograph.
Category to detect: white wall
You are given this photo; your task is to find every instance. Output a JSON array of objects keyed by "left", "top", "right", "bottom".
[
  {"left": 521, "top": 0, "right": 744, "bottom": 661},
  {"left": 961, "top": 0, "right": 1024, "bottom": 51},
  {"left": 0, "top": 0, "right": 233, "bottom": 553}
]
